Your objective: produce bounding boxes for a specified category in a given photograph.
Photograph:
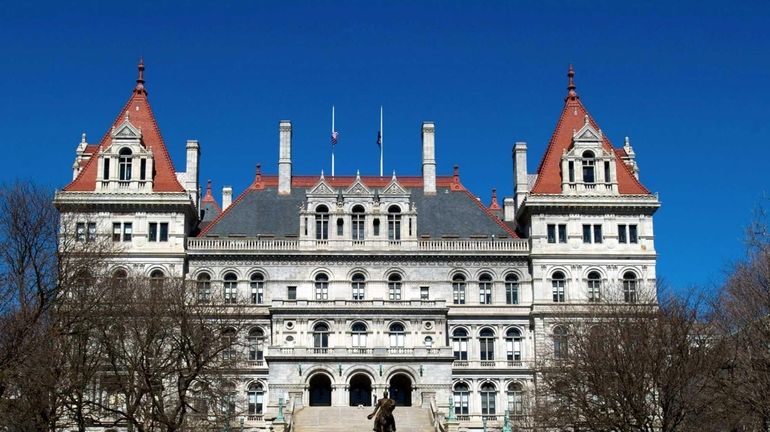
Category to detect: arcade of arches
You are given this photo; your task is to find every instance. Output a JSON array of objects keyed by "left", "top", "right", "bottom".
[{"left": 307, "top": 372, "right": 413, "bottom": 407}]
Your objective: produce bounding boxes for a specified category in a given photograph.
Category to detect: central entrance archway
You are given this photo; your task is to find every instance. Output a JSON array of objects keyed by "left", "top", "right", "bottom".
[
  {"left": 309, "top": 373, "right": 332, "bottom": 406},
  {"left": 349, "top": 373, "right": 372, "bottom": 406},
  {"left": 389, "top": 373, "right": 412, "bottom": 406}
]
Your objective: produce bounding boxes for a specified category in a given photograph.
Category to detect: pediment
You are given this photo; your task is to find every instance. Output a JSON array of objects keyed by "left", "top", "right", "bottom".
[
  {"left": 307, "top": 177, "right": 337, "bottom": 196},
  {"left": 111, "top": 114, "right": 142, "bottom": 140},
  {"left": 572, "top": 120, "right": 602, "bottom": 144},
  {"left": 381, "top": 176, "right": 409, "bottom": 196},
  {"left": 345, "top": 179, "right": 371, "bottom": 195}
]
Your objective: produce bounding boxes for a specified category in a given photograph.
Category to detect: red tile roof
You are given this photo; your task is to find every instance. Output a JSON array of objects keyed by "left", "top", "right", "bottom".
[
  {"left": 201, "top": 179, "right": 221, "bottom": 212},
  {"left": 63, "top": 60, "right": 185, "bottom": 193},
  {"left": 530, "top": 66, "right": 650, "bottom": 195}
]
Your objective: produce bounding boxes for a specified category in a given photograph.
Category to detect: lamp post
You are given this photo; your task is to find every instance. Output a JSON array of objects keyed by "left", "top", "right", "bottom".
[
  {"left": 482, "top": 415, "right": 487, "bottom": 432},
  {"left": 239, "top": 416, "right": 244, "bottom": 432},
  {"left": 276, "top": 396, "right": 285, "bottom": 422},
  {"left": 448, "top": 395, "right": 456, "bottom": 421},
  {"left": 502, "top": 409, "right": 512, "bottom": 432}
]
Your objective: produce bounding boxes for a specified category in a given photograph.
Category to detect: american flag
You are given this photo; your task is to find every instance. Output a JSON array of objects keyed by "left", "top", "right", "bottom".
[
  {"left": 377, "top": 130, "right": 382, "bottom": 148},
  {"left": 331, "top": 131, "right": 338, "bottom": 145}
]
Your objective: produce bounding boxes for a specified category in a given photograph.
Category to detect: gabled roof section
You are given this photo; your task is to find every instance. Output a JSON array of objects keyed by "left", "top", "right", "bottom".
[
  {"left": 63, "top": 59, "right": 185, "bottom": 193},
  {"left": 200, "top": 179, "right": 222, "bottom": 222},
  {"left": 199, "top": 175, "right": 518, "bottom": 239},
  {"left": 530, "top": 65, "right": 650, "bottom": 195}
]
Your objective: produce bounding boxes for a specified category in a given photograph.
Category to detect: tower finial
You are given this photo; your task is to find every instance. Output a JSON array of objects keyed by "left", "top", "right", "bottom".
[
  {"left": 134, "top": 57, "right": 147, "bottom": 95},
  {"left": 566, "top": 64, "right": 578, "bottom": 101}
]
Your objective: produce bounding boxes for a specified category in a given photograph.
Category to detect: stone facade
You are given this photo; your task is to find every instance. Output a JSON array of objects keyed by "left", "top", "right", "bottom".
[{"left": 54, "top": 63, "right": 659, "bottom": 431}]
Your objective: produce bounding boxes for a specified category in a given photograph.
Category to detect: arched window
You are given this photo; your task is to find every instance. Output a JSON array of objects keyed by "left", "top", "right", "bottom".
[
  {"left": 623, "top": 271, "right": 638, "bottom": 303},
  {"left": 196, "top": 273, "right": 211, "bottom": 302},
  {"left": 352, "top": 205, "right": 365, "bottom": 241},
  {"left": 389, "top": 322, "right": 405, "bottom": 347},
  {"left": 479, "top": 328, "right": 495, "bottom": 361},
  {"left": 250, "top": 273, "right": 264, "bottom": 304},
  {"left": 313, "top": 322, "right": 329, "bottom": 350},
  {"left": 507, "top": 382, "right": 524, "bottom": 415},
  {"left": 552, "top": 271, "right": 566, "bottom": 303},
  {"left": 118, "top": 148, "right": 132, "bottom": 181},
  {"left": 247, "top": 382, "right": 264, "bottom": 415},
  {"left": 387, "top": 205, "right": 401, "bottom": 241},
  {"left": 221, "top": 328, "right": 237, "bottom": 361},
  {"left": 452, "top": 274, "right": 466, "bottom": 305},
  {"left": 248, "top": 328, "right": 265, "bottom": 361},
  {"left": 315, "top": 273, "right": 329, "bottom": 300},
  {"left": 351, "top": 321, "right": 367, "bottom": 348},
  {"left": 453, "top": 383, "right": 469, "bottom": 415},
  {"left": 506, "top": 328, "right": 522, "bottom": 362},
  {"left": 112, "top": 269, "right": 128, "bottom": 290},
  {"left": 553, "top": 326, "right": 568, "bottom": 359},
  {"left": 351, "top": 273, "right": 365, "bottom": 301},
  {"left": 480, "top": 383, "right": 497, "bottom": 415},
  {"left": 387, "top": 274, "right": 402, "bottom": 300},
  {"left": 150, "top": 269, "right": 165, "bottom": 290},
  {"left": 315, "top": 205, "right": 329, "bottom": 240},
  {"left": 587, "top": 271, "right": 602, "bottom": 302},
  {"left": 223, "top": 273, "right": 238, "bottom": 304},
  {"left": 479, "top": 273, "right": 493, "bottom": 304},
  {"left": 505, "top": 273, "right": 519, "bottom": 305},
  {"left": 582, "top": 150, "right": 595, "bottom": 184},
  {"left": 424, "top": 336, "right": 433, "bottom": 348},
  {"left": 452, "top": 328, "right": 468, "bottom": 360}
]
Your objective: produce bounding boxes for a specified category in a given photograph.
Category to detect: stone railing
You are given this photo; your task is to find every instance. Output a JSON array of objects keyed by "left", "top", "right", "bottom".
[
  {"left": 188, "top": 238, "right": 529, "bottom": 254},
  {"left": 271, "top": 299, "right": 447, "bottom": 309},
  {"left": 267, "top": 346, "right": 453, "bottom": 358},
  {"left": 452, "top": 360, "right": 532, "bottom": 369}
]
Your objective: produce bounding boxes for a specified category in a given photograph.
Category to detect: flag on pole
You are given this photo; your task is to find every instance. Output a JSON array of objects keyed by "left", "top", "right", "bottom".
[
  {"left": 376, "top": 130, "right": 381, "bottom": 148},
  {"left": 331, "top": 131, "right": 338, "bottom": 146}
]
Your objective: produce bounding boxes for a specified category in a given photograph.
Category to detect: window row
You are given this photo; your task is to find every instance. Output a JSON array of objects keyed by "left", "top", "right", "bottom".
[
  {"left": 102, "top": 148, "right": 149, "bottom": 182},
  {"left": 195, "top": 271, "right": 523, "bottom": 304},
  {"left": 566, "top": 150, "right": 612, "bottom": 185},
  {"left": 108, "top": 222, "right": 169, "bottom": 242},
  {"left": 453, "top": 381, "right": 527, "bottom": 415},
  {"left": 310, "top": 204, "right": 408, "bottom": 241},
  {"left": 547, "top": 223, "right": 638, "bottom": 244},
  {"left": 451, "top": 327, "right": 525, "bottom": 361},
  {"left": 551, "top": 270, "right": 640, "bottom": 303}
]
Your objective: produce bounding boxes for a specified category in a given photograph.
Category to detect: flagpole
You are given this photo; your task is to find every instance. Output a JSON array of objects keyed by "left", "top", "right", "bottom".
[
  {"left": 331, "top": 105, "right": 335, "bottom": 177},
  {"left": 379, "top": 106, "right": 383, "bottom": 177}
]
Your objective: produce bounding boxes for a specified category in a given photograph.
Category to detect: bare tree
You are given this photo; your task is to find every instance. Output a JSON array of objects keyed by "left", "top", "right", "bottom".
[
  {"left": 533, "top": 286, "right": 721, "bottom": 432},
  {"left": 712, "top": 206, "right": 770, "bottom": 432}
]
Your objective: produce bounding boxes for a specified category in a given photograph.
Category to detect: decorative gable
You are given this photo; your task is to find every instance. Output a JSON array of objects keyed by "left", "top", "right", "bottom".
[
  {"left": 345, "top": 171, "right": 372, "bottom": 196},
  {"left": 306, "top": 173, "right": 337, "bottom": 197},
  {"left": 380, "top": 173, "right": 409, "bottom": 196}
]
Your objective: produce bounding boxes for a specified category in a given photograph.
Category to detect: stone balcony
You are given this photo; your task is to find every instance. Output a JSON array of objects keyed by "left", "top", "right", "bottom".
[
  {"left": 187, "top": 237, "right": 529, "bottom": 255},
  {"left": 451, "top": 359, "right": 533, "bottom": 369}
]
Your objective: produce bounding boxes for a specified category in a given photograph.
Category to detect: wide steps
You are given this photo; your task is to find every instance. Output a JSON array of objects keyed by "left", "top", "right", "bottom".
[{"left": 293, "top": 406, "right": 433, "bottom": 432}]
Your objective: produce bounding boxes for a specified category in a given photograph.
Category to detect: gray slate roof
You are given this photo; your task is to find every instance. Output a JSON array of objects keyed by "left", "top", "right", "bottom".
[{"left": 202, "top": 186, "right": 512, "bottom": 239}]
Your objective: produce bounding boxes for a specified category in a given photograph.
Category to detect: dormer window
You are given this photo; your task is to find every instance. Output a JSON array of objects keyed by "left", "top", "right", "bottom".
[
  {"left": 387, "top": 205, "right": 401, "bottom": 241},
  {"left": 315, "top": 205, "right": 329, "bottom": 240},
  {"left": 118, "top": 148, "right": 133, "bottom": 181},
  {"left": 581, "top": 151, "right": 595, "bottom": 184},
  {"left": 352, "top": 205, "right": 365, "bottom": 241}
]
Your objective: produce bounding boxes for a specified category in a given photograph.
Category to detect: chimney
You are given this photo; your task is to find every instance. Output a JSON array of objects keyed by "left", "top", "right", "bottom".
[
  {"left": 422, "top": 121, "right": 436, "bottom": 195},
  {"left": 185, "top": 140, "right": 200, "bottom": 207},
  {"left": 278, "top": 120, "right": 292, "bottom": 195},
  {"left": 222, "top": 186, "right": 233, "bottom": 210},
  {"left": 503, "top": 197, "right": 515, "bottom": 222},
  {"left": 513, "top": 141, "right": 528, "bottom": 211}
]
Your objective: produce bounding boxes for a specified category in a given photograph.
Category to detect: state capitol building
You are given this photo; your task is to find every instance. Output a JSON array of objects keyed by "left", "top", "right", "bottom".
[{"left": 54, "top": 61, "right": 660, "bottom": 431}]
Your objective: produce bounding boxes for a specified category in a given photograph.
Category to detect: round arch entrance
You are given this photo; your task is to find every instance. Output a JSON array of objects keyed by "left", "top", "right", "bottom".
[
  {"left": 309, "top": 373, "right": 332, "bottom": 406},
  {"left": 349, "top": 373, "right": 373, "bottom": 406},
  {"left": 388, "top": 373, "right": 412, "bottom": 406}
]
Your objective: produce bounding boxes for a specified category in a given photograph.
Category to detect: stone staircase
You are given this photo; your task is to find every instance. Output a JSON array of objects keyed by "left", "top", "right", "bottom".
[{"left": 292, "top": 406, "right": 435, "bottom": 432}]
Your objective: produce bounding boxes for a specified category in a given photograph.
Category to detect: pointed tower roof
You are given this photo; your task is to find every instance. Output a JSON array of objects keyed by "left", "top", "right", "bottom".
[
  {"left": 530, "top": 66, "right": 650, "bottom": 195},
  {"left": 63, "top": 59, "right": 185, "bottom": 192}
]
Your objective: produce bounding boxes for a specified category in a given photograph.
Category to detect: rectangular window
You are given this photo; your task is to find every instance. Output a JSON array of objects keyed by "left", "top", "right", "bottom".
[
  {"left": 604, "top": 161, "right": 611, "bottom": 183},
  {"left": 547, "top": 224, "right": 556, "bottom": 243},
  {"left": 123, "top": 223, "right": 132, "bottom": 242},
  {"left": 373, "top": 219, "right": 380, "bottom": 236},
  {"left": 558, "top": 224, "right": 567, "bottom": 243},
  {"left": 629, "top": 224, "right": 638, "bottom": 243},
  {"left": 336, "top": 219, "right": 343, "bottom": 236},
  {"left": 76, "top": 222, "right": 86, "bottom": 242},
  {"left": 112, "top": 223, "right": 121, "bottom": 242},
  {"left": 140, "top": 159, "right": 147, "bottom": 181},
  {"left": 618, "top": 224, "right": 628, "bottom": 243},
  {"left": 148, "top": 222, "right": 158, "bottom": 242},
  {"left": 568, "top": 161, "right": 575, "bottom": 183},
  {"left": 159, "top": 223, "right": 168, "bottom": 242},
  {"left": 593, "top": 224, "right": 603, "bottom": 244},
  {"left": 420, "top": 286, "right": 429, "bottom": 300},
  {"left": 287, "top": 286, "right": 297, "bottom": 300},
  {"left": 87, "top": 222, "right": 96, "bottom": 242},
  {"left": 479, "top": 283, "right": 492, "bottom": 304},
  {"left": 103, "top": 158, "right": 110, "bottom": 180},
  {"left": 582, "top": 224, "right": 592, "bottom": 243}
]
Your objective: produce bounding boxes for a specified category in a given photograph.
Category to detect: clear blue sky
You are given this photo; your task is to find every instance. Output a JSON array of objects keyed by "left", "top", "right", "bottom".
[{"left": 1, "top": 1, "right": 768, "bottom": 292}]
